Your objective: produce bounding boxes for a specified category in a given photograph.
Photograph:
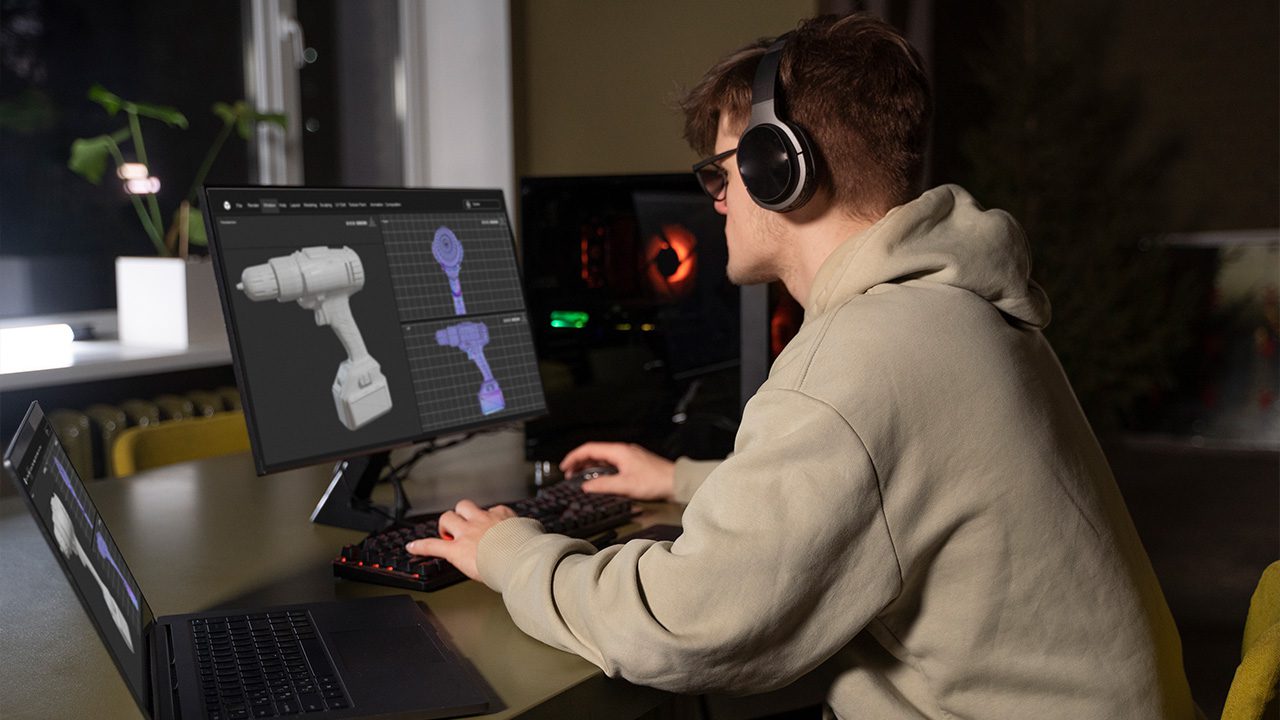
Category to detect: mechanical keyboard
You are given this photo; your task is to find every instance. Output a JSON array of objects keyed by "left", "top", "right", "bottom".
[{"left": 333, "top": 481, "right": 636, "bottom": 592}]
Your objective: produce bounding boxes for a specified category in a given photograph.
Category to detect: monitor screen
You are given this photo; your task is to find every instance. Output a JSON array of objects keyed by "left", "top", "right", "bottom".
[
  {"left": 204, "top": 187, "right": 546, "bottom": 474},
  {"left": 520, "top": 174, "right": 741, "bottom": 463},
  {"left": 3, "top": 402, "right": 153, "bottom": 711}
]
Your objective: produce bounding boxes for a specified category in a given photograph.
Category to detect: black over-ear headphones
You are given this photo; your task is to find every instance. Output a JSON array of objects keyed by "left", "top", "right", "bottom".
[{"left": 737, "top": 35, "right": 817, "bottom": 212}]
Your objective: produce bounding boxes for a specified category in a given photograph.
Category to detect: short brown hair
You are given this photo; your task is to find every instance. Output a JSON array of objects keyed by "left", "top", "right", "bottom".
[{"left": 679, "top": 14, "right": 931, "bottom": 216}]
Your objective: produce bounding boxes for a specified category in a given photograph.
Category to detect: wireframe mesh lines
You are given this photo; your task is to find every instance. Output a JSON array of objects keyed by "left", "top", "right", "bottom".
[
  {"left": 403, "top": 313, "right": 545, "bottom": 433},
  {"left": 382, "top": 213, "right": 523, "bottom": 322}
]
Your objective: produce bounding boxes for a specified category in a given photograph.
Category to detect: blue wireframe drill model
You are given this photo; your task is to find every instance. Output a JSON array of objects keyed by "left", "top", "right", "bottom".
[
  {"left": 435, "top": 321, "right": 505, "bottom": 415},
  {"left": 432, "top": 226, "right": 466, "bottom": 315}
]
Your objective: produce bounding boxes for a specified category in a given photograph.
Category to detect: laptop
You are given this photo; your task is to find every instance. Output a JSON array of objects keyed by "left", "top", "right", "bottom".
[{"left": 3, "top": 401, "right": 491, "bottom": 720}]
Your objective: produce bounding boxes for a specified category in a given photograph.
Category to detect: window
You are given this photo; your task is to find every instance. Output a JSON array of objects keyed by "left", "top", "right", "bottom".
[{"left": 1, "top": 0, "right": 247, "bottom": 317}]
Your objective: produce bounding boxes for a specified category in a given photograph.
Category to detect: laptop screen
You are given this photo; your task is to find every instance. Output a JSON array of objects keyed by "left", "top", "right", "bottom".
[{"left": 3, "top": 403, "right": 153, "bottom": 711}]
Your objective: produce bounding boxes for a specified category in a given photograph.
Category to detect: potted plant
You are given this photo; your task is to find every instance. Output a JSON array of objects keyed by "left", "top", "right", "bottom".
[{"left": 68, "top": 84, "right": 285, "bottom": 348}]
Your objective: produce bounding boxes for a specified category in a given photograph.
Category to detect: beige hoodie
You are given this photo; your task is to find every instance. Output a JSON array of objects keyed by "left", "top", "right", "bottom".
[{"left": 479, "top": 185, "right": 1197, "bottom": 719}]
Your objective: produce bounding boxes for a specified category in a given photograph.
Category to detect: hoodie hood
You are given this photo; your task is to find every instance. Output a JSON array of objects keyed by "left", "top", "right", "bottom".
[{"left": 807, "top": 184, "right": 1051, "bottom": 329}]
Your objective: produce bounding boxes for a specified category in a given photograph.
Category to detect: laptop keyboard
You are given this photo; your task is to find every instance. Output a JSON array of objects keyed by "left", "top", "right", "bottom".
[{"left": 192, "top": 610, "right": 350, "bottom": 719}]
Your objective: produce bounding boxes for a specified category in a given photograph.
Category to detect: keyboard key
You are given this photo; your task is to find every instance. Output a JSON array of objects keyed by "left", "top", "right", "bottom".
[
  {"left": 298, "top": 693, "right": 326, "bottom": 712},
  {"left": 190, "top": 611, "right": 349, "bottom": 720}
]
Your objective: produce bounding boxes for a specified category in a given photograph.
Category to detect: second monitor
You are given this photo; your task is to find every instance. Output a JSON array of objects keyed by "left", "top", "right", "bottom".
[{"left": 520, "top": 174, "right": 743, "bottom": 464}]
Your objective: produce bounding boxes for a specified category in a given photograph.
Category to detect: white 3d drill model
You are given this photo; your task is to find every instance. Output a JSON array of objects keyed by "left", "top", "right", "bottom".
[{"left": 237, "top": 247, "right": 393, "bottom": 430}]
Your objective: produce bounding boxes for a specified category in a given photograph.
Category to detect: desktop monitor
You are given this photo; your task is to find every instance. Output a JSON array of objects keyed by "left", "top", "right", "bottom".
[
  {"left": 519, "top": 174, "right": 748, "bottom": 463},
  {"left": 203, "top": 186, "right": 545, "bottom": 530}
]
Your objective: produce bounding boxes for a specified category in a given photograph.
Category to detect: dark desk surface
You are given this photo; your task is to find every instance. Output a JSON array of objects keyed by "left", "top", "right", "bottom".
[{"left": 0, "top": 431, "right": 683, "bottom": 719}]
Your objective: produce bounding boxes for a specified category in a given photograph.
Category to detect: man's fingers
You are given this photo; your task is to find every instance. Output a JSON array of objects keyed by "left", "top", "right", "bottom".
[
  {"left": 580, "top": 476, "right": 628, "bottom": 495},
  {"left": 438, "top": 510, "right": 463, "bottom": 540},
  {"left": 490, "top": 504, "right": 516, "bottom": 520},
  {"left": 454, "top": 499, "right": 483, "bottom": 519},
  {"left": 405, "top": 537, "right": 452, "bottom": 559},
  {"left": 560, "top": 442, "right": 627, "bottom": 472}
]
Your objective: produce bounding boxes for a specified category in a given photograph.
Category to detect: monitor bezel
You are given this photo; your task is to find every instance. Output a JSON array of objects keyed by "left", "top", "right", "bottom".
[{"left": 203, "top": 185, "right": 548, "bottom": 476}]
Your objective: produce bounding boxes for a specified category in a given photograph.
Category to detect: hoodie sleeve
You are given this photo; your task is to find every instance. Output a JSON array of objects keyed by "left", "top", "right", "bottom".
[
  {"left": 672, "top": 457, "right": 723, "bottom": 504},
  {"left": 476, "top": 388, "right": 902, "bottom": 694}
]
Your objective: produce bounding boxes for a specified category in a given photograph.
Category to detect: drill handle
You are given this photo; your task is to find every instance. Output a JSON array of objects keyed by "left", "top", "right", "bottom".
[
  {"left": 465, "top": 345, "right": 495, "bottom": 383},
  {"left": 314, "top": 294, "right": 370, "bottom": 362}
]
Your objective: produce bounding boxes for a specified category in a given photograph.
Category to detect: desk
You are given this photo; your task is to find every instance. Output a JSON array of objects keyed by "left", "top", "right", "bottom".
[{"left": 0, "top": 436, "right": 684, "bottom": 720}]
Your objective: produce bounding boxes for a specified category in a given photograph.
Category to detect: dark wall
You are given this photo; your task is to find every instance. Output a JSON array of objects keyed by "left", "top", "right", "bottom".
[{"left": 931, "top": 0, "right": 1278, "bottom": 232}]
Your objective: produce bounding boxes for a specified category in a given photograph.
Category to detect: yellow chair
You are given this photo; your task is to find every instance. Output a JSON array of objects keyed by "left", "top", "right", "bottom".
[
  {"left": 86, "top": 404, "right": 129, "bottom": 478},
  {"left": 1222, "top": 561, "right": 1280, "bottom": 720},
  {"left": 111, "top": 411, "right": 251, "bottom": 477},
  {"left": 47, "top": 409, "right": 94, "bottom": 481}
]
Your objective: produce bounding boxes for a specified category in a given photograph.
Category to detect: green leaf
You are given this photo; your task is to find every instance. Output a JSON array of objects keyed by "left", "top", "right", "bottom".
[
  {"left": 128, "top": 101, "right": 188, "bottom": 129},
  {"left": 88, "top": 84, "right": 124, "bottom": 115},
  {"left": 236, "top": 112, "right": 254, "bottom": 141},
  {"left": 211, "top": 101, "right": 236, "bottom": 124},
  {"left": 68, "top": 136, "right": 114, "bottom": 183},
  {"left": 213, "top": 100, "right": 287, "bottom": 140},
  {"left": 168, "top": 204, "right": 208, "bottom": 247},
  {"left": 253, "top": 111, "right": 287, "bottom": 129},
  {"left": 88, "top": 85, "right": 187, "bottom": 127},
  {"left": 188, "top": 207, "right": 208, "bottom": 245}
]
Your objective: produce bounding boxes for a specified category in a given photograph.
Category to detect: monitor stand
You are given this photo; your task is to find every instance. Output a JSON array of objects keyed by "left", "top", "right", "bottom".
[{"left": 311, "top": 451, "right": 412, "bottom": 532}]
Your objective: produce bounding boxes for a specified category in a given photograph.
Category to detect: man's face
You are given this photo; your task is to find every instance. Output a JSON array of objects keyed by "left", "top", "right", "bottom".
[{"left": 713, "top": 113, "right": 787, "bottom": 286}]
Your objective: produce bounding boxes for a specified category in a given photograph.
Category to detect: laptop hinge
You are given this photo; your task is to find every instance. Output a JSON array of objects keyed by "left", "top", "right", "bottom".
[
  {"left": 147, "top": 628, "right": 160, "bottom": 719},
  {"left": 150, "top": 623, "right": 182, "bottom": 720}
]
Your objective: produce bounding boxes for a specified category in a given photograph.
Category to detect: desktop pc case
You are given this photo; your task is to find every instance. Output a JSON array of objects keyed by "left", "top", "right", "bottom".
[{"left": 519, "top": 174, "right": 778, "bottom": 464}]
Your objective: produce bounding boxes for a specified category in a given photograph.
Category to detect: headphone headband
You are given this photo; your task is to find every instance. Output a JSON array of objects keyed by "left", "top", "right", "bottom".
[
  {"left": 737, "top": 34, "right": 816, "bottom": 213},
  {"left": 750, "top": 38, "right": 786, "bottom": 107}
]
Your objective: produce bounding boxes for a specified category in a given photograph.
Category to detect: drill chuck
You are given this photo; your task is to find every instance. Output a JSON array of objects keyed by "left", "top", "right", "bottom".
[{"left": 237, "top": 247, "right": 365, "bottom": 303}]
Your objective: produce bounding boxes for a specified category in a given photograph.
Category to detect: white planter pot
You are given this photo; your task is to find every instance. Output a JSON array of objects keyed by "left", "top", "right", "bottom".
[{"left": 115, "top": 256, "right": 228, "bottom": 349}]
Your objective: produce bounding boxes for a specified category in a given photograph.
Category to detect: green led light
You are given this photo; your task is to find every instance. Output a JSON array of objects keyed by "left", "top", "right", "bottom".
[{"left": 549, "top": 310, "right": 589, "bottom": 329}]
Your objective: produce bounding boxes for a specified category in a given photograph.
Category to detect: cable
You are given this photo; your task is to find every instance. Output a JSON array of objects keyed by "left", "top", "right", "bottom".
[{"left": 377, "top": 423, "right": 520, "bottom": 522}]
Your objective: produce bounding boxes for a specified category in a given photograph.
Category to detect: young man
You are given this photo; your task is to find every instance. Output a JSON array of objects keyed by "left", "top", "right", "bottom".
[{"left": 408, "top": 14, "right": 1199, "bottom": 718}]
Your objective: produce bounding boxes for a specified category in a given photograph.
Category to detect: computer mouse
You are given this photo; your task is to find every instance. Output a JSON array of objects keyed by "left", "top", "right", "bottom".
[{"left": 567, "top": 464, "right": 618, "bottom": 484}]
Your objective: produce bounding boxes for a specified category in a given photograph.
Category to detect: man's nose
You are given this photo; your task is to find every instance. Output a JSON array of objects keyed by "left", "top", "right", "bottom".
[{"left": 714, "top": 197, "right": 728, "bottom": 216}]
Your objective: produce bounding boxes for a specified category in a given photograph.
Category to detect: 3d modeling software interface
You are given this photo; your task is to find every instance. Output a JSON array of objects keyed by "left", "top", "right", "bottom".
[
  {"left": 206, "top": 188, "right": 545, "bottom": 473},
  {"left": 6, "top": 412, "right": 150, "bottom": 697}
]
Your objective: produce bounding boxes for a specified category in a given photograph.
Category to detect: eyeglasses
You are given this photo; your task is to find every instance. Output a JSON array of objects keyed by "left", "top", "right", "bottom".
[{"left": 692, "top": 147, "right": 737, "bottom": 201}]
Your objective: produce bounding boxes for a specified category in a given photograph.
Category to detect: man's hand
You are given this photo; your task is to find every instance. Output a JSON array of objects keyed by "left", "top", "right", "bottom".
[
  {"left": 405, "top": 500, "right": 516, "bottom": 582},
  {"left": 560, "top": 442, "right": 676, "bottom": 502}
]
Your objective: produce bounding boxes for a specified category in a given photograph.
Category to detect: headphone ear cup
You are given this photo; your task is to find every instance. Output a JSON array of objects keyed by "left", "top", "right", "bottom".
[
  {"left": 737, "top": 34, "right": 818, "bottom": 212},
  {"left": 738, "top": 120, "right": 815, "bottom": 212},
  {"left": 787, "top": 121, "right": 818, "bottom": 209},
  {"left": 738, "top": 124, "right": 798, "bottom": 206}
]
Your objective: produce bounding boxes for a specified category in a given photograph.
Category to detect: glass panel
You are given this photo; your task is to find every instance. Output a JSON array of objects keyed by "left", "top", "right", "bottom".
[
  {"left": 0, "top": 0, "right": 247, "bottom": 317},
  {"left": 295, "top": 0, "right": 402, "bottom": 187}
]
